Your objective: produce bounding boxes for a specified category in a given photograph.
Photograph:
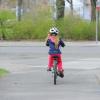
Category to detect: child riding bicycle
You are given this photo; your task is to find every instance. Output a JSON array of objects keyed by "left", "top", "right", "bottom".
[{"left": 46, "top": 27, "right": 65, "bottom": 78}]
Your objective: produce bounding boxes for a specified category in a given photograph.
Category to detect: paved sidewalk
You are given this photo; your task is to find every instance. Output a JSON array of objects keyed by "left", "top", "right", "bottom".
[{"left": 0, "top": 41, "right": 100, "bottom": 47}]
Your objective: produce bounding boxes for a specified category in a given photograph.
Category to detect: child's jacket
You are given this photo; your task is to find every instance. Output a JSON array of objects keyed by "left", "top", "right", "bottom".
[{"left": 46, "top": 38, "right": 65, "bottom": 55}]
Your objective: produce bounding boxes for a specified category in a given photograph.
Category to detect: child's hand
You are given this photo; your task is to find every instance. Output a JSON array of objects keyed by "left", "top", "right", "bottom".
[
  {"left": 45, "top": 33, "right": 50, "bottom": 41},
  {"left": 47, "top": 33, "right": 51, "bottom": 39},
  {"left": 48, "top": 33, "right": 50, "bottom": 37}
]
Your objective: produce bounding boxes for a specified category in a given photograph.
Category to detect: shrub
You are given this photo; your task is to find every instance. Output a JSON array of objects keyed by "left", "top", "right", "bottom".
[
  {"left": 54, "top": 16, "right": 96, "bottom": 40},
  {"left": 0, "top": 10, "right": 16, "bottom": 40},
  {"left": 0, "top": 10, "right": 98, "bottom": 41}
]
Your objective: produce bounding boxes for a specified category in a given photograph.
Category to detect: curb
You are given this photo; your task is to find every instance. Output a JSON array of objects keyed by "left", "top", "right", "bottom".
[{"left": 0, "top": 41, "right": 100, "bottom": 47}]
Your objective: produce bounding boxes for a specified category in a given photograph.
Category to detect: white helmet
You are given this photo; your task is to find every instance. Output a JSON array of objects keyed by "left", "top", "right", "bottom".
[{"left": 49, "top": 27, "right": 59, "bottom": 35}]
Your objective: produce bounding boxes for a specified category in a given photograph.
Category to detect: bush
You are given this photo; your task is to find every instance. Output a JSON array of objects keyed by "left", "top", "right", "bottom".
[
  {"left": 8, "top": 19, "right": 53, "bottom": 40},
  {"left": 0, "top": 10, "right": 98, "bottom": 41},
  {"left": 0, "top": 10, "right": 15, "bottom": 21},
  {"left": 55, "top": 16, "right": 96, "bottom": 40},
  {"left": 0, "top": 10, "right": 16, "bottom": 40}
]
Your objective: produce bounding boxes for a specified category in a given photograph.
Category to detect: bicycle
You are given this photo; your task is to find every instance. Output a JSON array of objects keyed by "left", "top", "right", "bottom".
[
  {"left": 52, "top": 56, "right": 59, "bottom": 85},
  {"left": 47, "top": 56, "right": 64, "bottom": 85}
]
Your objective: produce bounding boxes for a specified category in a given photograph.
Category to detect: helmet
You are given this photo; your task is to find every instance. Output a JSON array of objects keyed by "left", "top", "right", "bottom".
[{"left": 49, "top": 27, "right": 59, "bottom": 35}]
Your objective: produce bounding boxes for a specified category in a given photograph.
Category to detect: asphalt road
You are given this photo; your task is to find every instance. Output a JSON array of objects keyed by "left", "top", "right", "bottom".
[{"left": 0, "top": 42, "right": 100, "bottom": 100}]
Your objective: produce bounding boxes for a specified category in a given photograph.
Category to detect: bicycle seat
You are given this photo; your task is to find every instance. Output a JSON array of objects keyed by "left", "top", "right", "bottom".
[{"left": 53, "top": 56, "right": 59, "bottom": 59}]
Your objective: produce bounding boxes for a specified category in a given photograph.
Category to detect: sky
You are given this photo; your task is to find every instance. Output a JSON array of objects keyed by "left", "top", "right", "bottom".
[
  {"left": 65, "top": 0, "right": 83, "bottom": 8},
  {"left": 65, "top": 0, "right": 91, "bottom": 20}
]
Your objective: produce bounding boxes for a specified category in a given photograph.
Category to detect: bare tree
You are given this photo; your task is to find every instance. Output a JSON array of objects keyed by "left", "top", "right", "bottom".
[
  {"left": 17, "top": 0, "right": 23, "bottom": 21},
  {"left": 90, "top": 0, "right": 97, "bottom": 21},
  {"left": 66, "top": 0, "right": 73, "bottom": 15},
  {"left": 56, "top": 0, "right": 65, "bottom": 19},
  {"left": 0, "top": 0, "right": 2, "bottom": 6},
  {"left": 56, "top": 0, "right": 73, "bottom": 19}
]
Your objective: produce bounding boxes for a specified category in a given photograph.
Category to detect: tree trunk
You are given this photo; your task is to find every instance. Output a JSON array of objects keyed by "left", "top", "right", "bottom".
[
  {"left": 0, "top": 0, "right": 2, "bottom": 7},
  {"left": 70, "top": 0, "right": 73, "bottom": 15},
  {"left": 90, "top": 0, "right": 96, "bottom": 21},
  {"left": 66, "top": 0, "right": 73, "bottom": 15},
  {"left": 16, "top": 0, "right": 23, "bottom": 21},
  {"left": 56, "top": 0, "right": 65, "bottom": 19}
]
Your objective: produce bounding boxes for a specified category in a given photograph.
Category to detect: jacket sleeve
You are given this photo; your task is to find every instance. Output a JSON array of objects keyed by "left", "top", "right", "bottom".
[
  {"left": 46, "top": 39, "right": 49, "bottom": 46},
  {"left": 60, "top": 39, "right": 65, "bottom": 47}
]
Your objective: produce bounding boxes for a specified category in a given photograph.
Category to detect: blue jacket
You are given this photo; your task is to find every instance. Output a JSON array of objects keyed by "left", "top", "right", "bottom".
[{"left": 46, "top": 38, "right": 65, "bottom": 55}]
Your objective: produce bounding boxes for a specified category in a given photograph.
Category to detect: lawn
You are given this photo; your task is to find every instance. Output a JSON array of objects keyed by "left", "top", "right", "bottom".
[{"left": 0, "top": 68, "right": 9, "bottom": 77}]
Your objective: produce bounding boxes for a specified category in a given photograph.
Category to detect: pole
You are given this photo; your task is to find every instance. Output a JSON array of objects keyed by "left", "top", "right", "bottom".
[
  {"left": 96, "top": 9, "right": 99, "bottom": 43},
  {"left": 96, "top": 0, "right": 100, "bottom": 43}
]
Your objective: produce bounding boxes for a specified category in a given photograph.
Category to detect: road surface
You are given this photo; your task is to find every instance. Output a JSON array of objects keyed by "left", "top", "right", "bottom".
[{"left": 0, "top": 41, "right": 100, "bottom": 100}]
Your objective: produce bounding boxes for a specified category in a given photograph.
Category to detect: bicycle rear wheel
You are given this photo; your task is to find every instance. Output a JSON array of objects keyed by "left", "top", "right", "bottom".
[{"left": 53, "top": 60, "right": 57, "bottom": 85}]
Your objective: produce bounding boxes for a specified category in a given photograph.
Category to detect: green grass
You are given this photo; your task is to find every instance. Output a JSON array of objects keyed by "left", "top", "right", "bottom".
[{"left": 0, "top": 68, "right": 9, "bottom": 77}]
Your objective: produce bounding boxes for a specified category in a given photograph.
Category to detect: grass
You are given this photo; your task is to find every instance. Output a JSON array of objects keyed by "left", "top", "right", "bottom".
[{"left": 0, "top": 68, "right": 9, "bottom": 77}]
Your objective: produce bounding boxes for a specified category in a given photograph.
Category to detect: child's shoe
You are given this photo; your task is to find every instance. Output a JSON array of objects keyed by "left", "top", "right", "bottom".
[{"left": 58, "top": 70, "right": 64, "bottom": 78}]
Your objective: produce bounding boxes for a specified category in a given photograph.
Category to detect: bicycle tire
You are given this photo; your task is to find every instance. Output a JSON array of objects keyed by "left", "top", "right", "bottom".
[{"left": 53, "top": 60, "right": 57, "bottom": 85}]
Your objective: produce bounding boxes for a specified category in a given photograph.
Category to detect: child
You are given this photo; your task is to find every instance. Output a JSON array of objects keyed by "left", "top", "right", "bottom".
[{"left": 46, "top": 27, "right": 65, "bottom": 78}]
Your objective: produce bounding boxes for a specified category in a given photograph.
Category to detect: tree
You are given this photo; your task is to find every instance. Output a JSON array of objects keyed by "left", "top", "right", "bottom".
[
  {"left": 0, "top": 10, "right": 15, "bottom": 40},
  {"left": 90, "top": 0, "right": 97, "bottom": 21},
  {"left": 66, "top": 0, "right": 73, "bottom": 15},
  {"left": 0, "top": 0, "right": 2, "bottom": 6},
  {"left": 56, "top": 0, "right": 65, "bottom": 19},
  {"left": 16, "top": 0, "right": 23, "bottom": 21}
]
